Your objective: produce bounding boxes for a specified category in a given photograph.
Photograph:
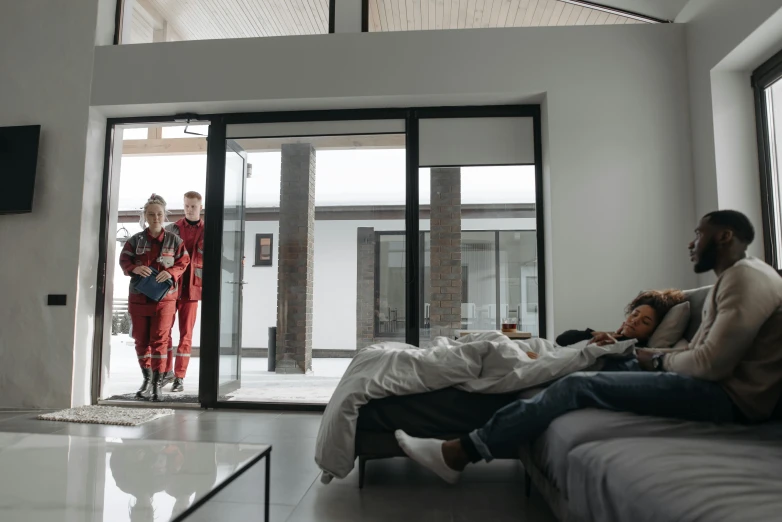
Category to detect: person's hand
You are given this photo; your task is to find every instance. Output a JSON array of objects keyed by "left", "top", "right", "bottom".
[
  {"left": 155, "top": 270, "right": 173, "bottom": 283},
  {"left": 635, "top": 348, "right": 656, "bottom": 371},
  {"left": 589, "top": 331, "right": 617, "bottom": 346},
  {"left": 132, "top": 266, "right": 153, "bottom": 277}
]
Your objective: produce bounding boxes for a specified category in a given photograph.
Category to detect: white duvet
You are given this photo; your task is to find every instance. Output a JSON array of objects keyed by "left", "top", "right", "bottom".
[{"left": 315, "top": 332, "right": 637, "bottom": 481}]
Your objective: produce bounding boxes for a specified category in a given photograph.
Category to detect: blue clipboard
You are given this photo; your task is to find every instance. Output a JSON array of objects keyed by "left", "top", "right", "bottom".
[{"left": 132, "top": 267, "right": 173, "bottom": 302}]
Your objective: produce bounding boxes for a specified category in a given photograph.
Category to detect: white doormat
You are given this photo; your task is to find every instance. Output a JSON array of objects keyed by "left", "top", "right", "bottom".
[{"left": 38, "top": 405, "right": 175, "bottom": 426}]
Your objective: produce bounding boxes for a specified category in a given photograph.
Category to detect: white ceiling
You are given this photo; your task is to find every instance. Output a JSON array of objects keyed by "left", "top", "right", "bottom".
[
  {"left": 368, "top": 0, "right": 648, "bottom": 32},
  {"left": 126, "top": 0, "right": 693, "bottom": 43}
]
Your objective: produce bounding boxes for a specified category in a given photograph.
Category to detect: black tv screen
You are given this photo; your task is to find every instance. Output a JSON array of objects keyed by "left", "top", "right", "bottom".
[{"left": 0, "top": 125, "right": 41, "bottom": 214}]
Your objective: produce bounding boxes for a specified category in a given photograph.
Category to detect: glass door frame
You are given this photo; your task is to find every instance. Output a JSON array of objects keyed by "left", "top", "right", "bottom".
[
  {"left": 752, "top": 46, "right": 782, "bottom": 271},
  {"left": 199, "top": 106, "right": 544, "bottom": 411},
  {"left": 94, "top": 106, "right": 544, "bottom": 411}
]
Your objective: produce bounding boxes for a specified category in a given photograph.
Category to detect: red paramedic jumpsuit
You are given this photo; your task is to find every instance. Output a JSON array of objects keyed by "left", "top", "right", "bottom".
[{"left": 119, "top": 228, "right": 189, "bottom": 372}]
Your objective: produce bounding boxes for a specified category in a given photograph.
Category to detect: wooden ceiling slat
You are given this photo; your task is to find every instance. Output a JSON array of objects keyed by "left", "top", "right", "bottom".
[
  {"left": 556, "top": 2, "right": 573, "bottom": 25},
  {"left": 464, "top": 0, "right": 475, "bottom": 28},
  {"left": 539, "top": 0, "right": 556, "bottom": 26},
  {"left": 411, "top": 0, "right": 421, "bottom": 30},
  {"left": 547, "top": 1, "right": 564, "bottom": 25},
  {"left": 252, "top": 0, "right": 282, "bottom": 35},
  {"left": 279, "top": 0, "right": 309, "bottom": 35},
  {"left": 198, "top": 0, "right": 238, "bottom": 38},
  {"left": 511, "top": 0, "right": 527, "bottom": 27},
  {"left": 419, "top": 0, "right": 429, "bottom": 29},
  {"left": 594, "top": 11, "right": 609, "bottom": 25},
  {"left": 449, "top": 0, "right": 460, "bottom": 29},
  {"left": 488, "top": 0, "right": 503, "bottom": 27},
  {"left": 296, "top": 0, "right": 324, "bottom": 34},
  {"left": 225, "top": 0, "right": 260, "bottom": 37},
  {"left": 479, "top": 0, "right": 493, "bottom": 27},
  {"left": 429, "top": 0, "right": 438, "bottom": 29},
  {"left": 237, "top": 0, "right": 270, "bottom": 37},
  {"left": 384, "top": 0, "right": 398, "bottom": 31},
  {"left": 521, "top": 0, "right": 540, "bottom": 27},
  {"left": 575, "top": 6, "right": 591, "bottom": 24},
  {"left": 444, "top": 0, "right": 453, "bottom": 29},
  {"left": 256, "top": 0, "right": 289, "bottom": 35},
  {"left": 202, "top": 0, "right": 242, "bottom": 38},
  {"left": 413, "top": 0, "right": 422, "bottom": 30},
  {"left": 296, "top": 0, "right": 320, "bottom": 34},
  {"left": 604, "top": 13, "right": 618, "bottom": 25},
  {"left": 502, "top": 0, "right": 518, "bottom": 27},
  {"left": 269, "top": 0, "right": 299, "bottom": 35},
  {"left": 456, "top": 0, "right": 468, "bottom": 28},
  {"left": 435, "top": 0, "right": 443, "bottom": 29},
  {"left": 391, "top": 0, "right": 402, "bottom": 31},
  {"left": 308, "top": 0, "right": 329, "bottom": 32},
  {"left": 397, "top": 0, "right": 408, "bottom": 31},
  {"left": 530, "top": 0, "right": 549, "bottom": 26},
  {"left": 370, "top": 0, "right": 385, "bottom": 31},
  {"left": 470, "top": 0, "right": 482, "bottom": 28},
  {"left": 496, "top": 0, "right": 512, "bottom": 27},
  {"left": 584, "top": 9, "right": 600, "bottom": 25}
]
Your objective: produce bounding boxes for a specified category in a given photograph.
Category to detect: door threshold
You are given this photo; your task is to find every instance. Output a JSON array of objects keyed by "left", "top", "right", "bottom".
[{"left": 97, "top": 399, "right": 203, "bottom": 409}]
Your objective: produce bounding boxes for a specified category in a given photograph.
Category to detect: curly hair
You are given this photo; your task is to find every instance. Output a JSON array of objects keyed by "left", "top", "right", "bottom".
[{"left": 624, "top": 289, "right": 686, "bottom": 322}]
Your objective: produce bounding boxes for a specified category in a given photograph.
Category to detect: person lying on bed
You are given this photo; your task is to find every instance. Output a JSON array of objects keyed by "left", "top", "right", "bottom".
[
  {"left": 395, "top": 210, "right": 782, "bottom": 484},
  {"left": 556, "top": 289, "right": 686, "bottom": 348}
]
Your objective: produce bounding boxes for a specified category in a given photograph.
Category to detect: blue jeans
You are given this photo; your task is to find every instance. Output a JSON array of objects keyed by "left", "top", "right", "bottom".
[{"left": 466, "top": 371, "right": 738, "bottom": 462}]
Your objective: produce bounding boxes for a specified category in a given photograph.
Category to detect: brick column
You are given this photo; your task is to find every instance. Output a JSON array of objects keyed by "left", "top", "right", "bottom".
[
  {"left": 429, "top": 168, "right": 462, "bottom": 339},
  {"left": 276, "top": 143, "right": 316, "bottom": 374},
  {"left": 356, "top": 227, "right": 376, "bottom": 350}
]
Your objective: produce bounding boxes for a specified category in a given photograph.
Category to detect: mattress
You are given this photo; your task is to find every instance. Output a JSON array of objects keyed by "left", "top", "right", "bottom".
[
  {"left": 355, "top": 387, "right": 521, "bottom": 458},
  {"left": 529, "top": 409, "right": 782, "bottom": 496},
  {"left": 566, "top": 437, "right": 782, "bottom": 522}
]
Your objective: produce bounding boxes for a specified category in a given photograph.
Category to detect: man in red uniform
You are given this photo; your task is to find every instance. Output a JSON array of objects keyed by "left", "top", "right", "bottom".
[{"left": 161, "top": 191, "right": 204, "bottom": 393}]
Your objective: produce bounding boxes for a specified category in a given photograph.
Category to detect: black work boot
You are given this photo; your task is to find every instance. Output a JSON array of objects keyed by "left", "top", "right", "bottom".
[
  {"left": 159, "top": 371, "right": 175, "bottom": 388},
  {"left": 150, "top": 371, "right": 164, "bottom": 402},
  {"left": 135, "top": 368, "right": 152, "bottom": 399},
  {"left": 171, "top": 378, "right": 184, "bottom": 393}
]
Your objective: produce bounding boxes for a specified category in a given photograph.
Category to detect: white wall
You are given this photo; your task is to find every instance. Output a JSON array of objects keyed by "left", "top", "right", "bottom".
[
  {"left": 678, "top": 0, "right": 782, "bottom": 282},
  {"left": 0, "top": 1, "right": 107, "bottom": 409},
  {"left": 90, "top": 25, "right": 697, "bottom": 336}
]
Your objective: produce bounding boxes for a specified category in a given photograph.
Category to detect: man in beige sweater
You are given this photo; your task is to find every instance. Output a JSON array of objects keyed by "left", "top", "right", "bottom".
[{"left": 395, "top": 210, "right": 782, "bottom": 484}]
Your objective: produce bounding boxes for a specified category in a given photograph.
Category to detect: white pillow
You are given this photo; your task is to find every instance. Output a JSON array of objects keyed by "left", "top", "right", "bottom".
[{"left": 647, "top": 301, "right": 690, "bottom": 348}]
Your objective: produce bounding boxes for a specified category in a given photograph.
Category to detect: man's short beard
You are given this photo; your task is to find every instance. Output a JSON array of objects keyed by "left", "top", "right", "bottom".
[{"left": 694, "top": 239, "right": 718, "bottom": 273}]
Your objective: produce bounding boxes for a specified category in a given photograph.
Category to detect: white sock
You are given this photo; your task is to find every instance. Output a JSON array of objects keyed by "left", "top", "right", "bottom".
[{"left": 395, "top": 430, "right": 461, "bottom": 484}]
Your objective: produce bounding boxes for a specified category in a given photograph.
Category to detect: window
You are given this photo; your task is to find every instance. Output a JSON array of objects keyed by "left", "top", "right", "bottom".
[
  {"left": 254, "top": 233, "right": 274, "bottom": 266},
  {"left": 363, "top": 0, "right": 660, "bottom": 33},
  {"left": 753, "top": 47, "right": 782, "bottom": 269},
  {"left": 115, "top": 0, "right": 332, "bottom": 44},
  {"left": 376, "top": 228, "right": 538, "bottom": 338}
]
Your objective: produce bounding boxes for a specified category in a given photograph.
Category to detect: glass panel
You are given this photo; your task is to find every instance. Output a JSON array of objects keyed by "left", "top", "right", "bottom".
[
  {"left": 102, "top": 124, "right": 207, "bottom": 402},
  {"left": 366, "top": 0, "right": 649, "bottom": 32},
  {"left": 218, "top": 142, "right": 247, "bottom": 395},
  {"left": 767, "top": 79, "right": 782, "bottom": 269},
  {"left": 220, "top": 131, "right": 405, "bottom": 404},
  {"left": 377, "top": 234, "right": 406, "bottom": 337},
  {"left": 419, "top": 164, "right": 538, "bottom": 345},
  {"left": 120, "top": 0, "right": 329, "bottom": 44}
]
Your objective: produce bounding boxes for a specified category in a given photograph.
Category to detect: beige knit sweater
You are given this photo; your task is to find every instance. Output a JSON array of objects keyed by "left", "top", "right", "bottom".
[{"left": 665, "top": 257, "right": 782, "bottom": 421}]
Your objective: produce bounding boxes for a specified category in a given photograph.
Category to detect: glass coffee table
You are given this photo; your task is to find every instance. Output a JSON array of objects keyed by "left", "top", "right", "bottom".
[{"left": 0, "top": 432, "right": 271, "bottom": 521}]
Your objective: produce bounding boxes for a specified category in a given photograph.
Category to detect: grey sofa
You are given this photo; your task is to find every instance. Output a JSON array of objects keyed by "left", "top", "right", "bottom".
[{"left": 520, "top": 286, "right": 782, "bottom": 522}]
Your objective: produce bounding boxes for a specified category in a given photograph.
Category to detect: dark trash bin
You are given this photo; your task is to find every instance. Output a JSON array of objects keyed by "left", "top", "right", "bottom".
[{"left": 268, "top": 327, "right": 277, "bottom": 372}]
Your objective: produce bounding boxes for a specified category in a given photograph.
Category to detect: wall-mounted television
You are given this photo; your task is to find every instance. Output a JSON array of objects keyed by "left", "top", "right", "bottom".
[{"left": 0, "top": 125, "right": 41, "bottom": 214}]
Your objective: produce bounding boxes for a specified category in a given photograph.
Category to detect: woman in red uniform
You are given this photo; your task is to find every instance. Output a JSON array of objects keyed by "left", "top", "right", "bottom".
[{"left": 119, "top": 194, "right": 189, "bottom": 402}]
